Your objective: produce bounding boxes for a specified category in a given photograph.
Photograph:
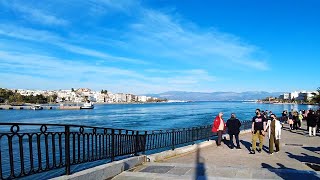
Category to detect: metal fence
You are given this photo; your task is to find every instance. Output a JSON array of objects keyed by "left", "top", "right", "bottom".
[{"left": 0, "top": 121, "right": 252, "bottom": 179}]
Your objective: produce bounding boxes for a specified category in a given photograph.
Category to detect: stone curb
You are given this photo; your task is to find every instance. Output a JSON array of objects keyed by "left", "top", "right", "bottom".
[{"left": 51, "top": 156, "right": 146, "bottom": 180}]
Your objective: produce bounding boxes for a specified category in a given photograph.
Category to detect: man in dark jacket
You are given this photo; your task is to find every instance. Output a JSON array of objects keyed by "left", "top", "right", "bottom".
[
  {"left": 226, "top": 113, "right": 242, "bottom": 149},
  {"left": 307, "top": 110, "right": 317, "bottom": 136}
]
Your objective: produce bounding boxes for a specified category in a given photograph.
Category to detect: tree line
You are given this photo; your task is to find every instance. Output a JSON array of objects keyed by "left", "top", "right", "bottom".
[{"left": 0, "top": 88, "right": 57, "bottom": 105}]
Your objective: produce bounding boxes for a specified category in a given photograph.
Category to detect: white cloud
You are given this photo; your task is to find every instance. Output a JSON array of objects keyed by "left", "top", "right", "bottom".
[
  {"left": 0, "top": 24, "right": 148, "bottom": 65},
  {"left": 0, "top": 50, "right": 216, "bottom": 93},
  {"left": 0, "top": 0, "right": 270, "bottom": 93},
  {"left": 122, "top": 8, "right": 269, "bottom": 70},
  {"left": 3, "top": 1, "right": 68, "bottom": 26}
]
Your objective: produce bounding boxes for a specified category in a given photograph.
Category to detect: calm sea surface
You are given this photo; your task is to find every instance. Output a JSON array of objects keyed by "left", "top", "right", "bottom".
[{"left": 0, "top": 102, "right": 318, "bottom": 131}]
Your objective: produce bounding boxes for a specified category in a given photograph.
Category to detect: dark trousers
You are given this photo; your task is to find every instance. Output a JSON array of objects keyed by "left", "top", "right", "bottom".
[
  {"left": 293, "top": 121, "right": 298, "bottom": 130},
  {"left": 297, "top": 120, "right": 301, "bottom": 128},
  {"left": 217, "top": 130, "right": 223, "bottom": 146},
  {"left": 229, "top": 133, "right": 240, "bottom": 148}
]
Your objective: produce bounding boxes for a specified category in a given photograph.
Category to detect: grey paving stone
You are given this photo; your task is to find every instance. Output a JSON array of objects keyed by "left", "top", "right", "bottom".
[
  {"left": 140, "top": 166, "right": 174, "bottom": 174},
  {"left": 166, "top": 167, "right": 192, "bottom": 175}
]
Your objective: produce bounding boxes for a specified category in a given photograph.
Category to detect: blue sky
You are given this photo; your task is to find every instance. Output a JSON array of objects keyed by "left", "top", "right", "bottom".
[{"left": 0, "top": 0, "right": 319, "bottom": 94}]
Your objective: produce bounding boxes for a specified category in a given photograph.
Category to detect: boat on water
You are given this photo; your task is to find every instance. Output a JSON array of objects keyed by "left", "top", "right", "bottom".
[
  {"left": 80, "top": 101, "right": 94, "bottom": 109},
  {"left": 31, "top": 105, "right": 43, "bottom": 110}
]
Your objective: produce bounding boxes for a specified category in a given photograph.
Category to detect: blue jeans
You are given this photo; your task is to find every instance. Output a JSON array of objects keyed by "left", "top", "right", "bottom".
[{"left": 229, "top": 133, "right": 240, "bottom": 148}]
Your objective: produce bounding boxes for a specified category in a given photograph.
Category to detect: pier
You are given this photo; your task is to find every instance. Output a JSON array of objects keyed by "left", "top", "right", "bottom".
[{"left": 0, "top": 105, "right": 81, "bottom": 110}]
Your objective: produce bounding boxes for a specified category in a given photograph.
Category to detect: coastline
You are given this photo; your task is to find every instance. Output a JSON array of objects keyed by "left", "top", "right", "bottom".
[{"left": 257, "top": 101, "right": 318, "bottom": 105}]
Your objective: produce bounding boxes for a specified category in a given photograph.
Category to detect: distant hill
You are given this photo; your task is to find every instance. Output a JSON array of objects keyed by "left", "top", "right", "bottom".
[{"left": 145, "top": 91, "right": 284, "bottom": 101}]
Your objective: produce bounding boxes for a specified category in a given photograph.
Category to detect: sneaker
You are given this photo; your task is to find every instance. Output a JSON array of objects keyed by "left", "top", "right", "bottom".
[
  {"left": 250, "top": 150, "right": 256, "bottom": 154},
  {"left": 275, "top": 151, "right": 279, "bottom": 153},
  {"left": 236, "top": 147, "right": 242, "bottom": 150},
  {"left": 257, "top": 148, "right": 262, "bottom": 153},
  {"left": 269, "top": 153, "right": 274, "bottom": 155}
]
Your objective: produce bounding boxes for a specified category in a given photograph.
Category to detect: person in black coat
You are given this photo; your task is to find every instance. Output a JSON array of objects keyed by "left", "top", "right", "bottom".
[
  {"left": 226, "top": 113, "right": 242, "bottom": 149},
  {"left": 307, "top": 110, "right": 317, "bottom": 136}
]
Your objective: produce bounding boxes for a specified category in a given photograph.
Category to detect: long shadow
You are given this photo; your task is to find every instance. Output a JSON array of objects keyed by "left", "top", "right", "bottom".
[
  {"left": 222, "top": 136, "right": 230, "bottom": 148},
  {"left": 286, "top": 152, "right": 320, "bottom": 165},
  {"left": 240, "top": 140, "right": 251, "bottom": 152},
  {"left": 261, "top": 163, "right": 319, "bottom": 179},
  {"left": 240, "top": 139, "right": 269, "bottom": 153},
  {"left": 304, "top": 147, "right": 320, "bottom": 155},
  {"left": 194, "top": 145, "right": 207, "bottom": 180}
]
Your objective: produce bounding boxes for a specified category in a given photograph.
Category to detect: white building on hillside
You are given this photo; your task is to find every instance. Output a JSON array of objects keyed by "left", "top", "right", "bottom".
[
  {"left": 138, "top": 96, "right": 147, "bottom": 102},
  {"left": 289, "top": 91, "right": 299, "bottom": 100},
  {"left": 296, "top": 91, "right": 317, "bottom": 101},
  {"left": 279, "top": 93, "right": 289, "bottom": 100}
]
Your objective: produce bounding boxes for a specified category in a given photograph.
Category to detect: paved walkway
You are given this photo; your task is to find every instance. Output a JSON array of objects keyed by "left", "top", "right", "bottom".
[
  {"left": 113, "top": 123, "right": 320, "bottom": 179},
  {"left": 163, "top": 124, "right": 320, "bottom": 171}
]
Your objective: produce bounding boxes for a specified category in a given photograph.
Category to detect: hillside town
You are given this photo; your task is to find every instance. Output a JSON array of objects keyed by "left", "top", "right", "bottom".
[
  {"left": 260, "top": 90, "right": 320, "bottom": 104},
  {"left": 0, "top": 88, "right": 166, "bottom": 104}
]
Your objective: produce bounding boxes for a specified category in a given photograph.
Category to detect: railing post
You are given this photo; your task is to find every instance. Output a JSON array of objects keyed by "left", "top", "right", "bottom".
[
  {"left": 143, "top": 131, "right": 147, "bottom": 154},
  {"left": 192, "top": 128, "right": 195, "bottom": 145},
  {"left": 172, "top": 129, "right": 175, "bottom": 150},
  {"left": 207, "top": 125, "right": 210, "bottom": 141},
  {"left": 134, "top": 131, "right": 139, "bottom": 156},
  {"left": 65, "top": 125, "right": 70, "bottom": 175},
  {"left": 111, "top": 129, "right": 115, "bottom": 162}
]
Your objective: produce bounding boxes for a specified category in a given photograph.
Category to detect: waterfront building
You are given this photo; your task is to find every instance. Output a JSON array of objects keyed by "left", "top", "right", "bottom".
[
  {"left": 126, "top": 94, "right": 133, "bottom": 103},
  {"left": 138, "top": 95, "right": 147, "bottom": 102},
  {"left": 279, "top": 93, "right": 289, "bottom": 100},
  {"left": 296, "top": 91, "right": 317, "bottom": 101},
  {"left": 289, "top": 91, "right": 299, "bottom": 100}
]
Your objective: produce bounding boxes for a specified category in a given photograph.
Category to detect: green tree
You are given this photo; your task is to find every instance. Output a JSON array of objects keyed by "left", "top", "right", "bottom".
[
  {"left": 71, "top": 88, "right": 75, "bottom": 92},
  {"left": 312, "top": 87, "right": 320, "bottom": 104}
]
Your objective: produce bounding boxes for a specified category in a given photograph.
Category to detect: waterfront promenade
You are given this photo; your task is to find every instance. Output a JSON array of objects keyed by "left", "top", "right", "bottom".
[{"left": 114, "top": 123, "right": 320, "bottom": 179}]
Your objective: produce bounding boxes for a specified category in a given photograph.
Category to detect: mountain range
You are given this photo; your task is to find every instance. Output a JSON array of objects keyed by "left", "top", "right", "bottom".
[{"left": 146, "top": 91, "right": 284, "bottom": 101}]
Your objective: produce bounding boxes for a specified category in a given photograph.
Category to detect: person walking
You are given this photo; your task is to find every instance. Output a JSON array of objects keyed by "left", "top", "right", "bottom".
[
  {"left": 226, "top": 113, "right": 242, "bottom": 149},
  {"left": 250, "top": 109, "right": 267, "bottom": 154},
  {"left": 307, "top": 110, "right": 317, "bottom": 136},
  {"left": 280, "top": 110, "right": 288, "bottom": 128},
  {"left": 212, "top": 112, "right": 226, "bottom": 146},
  {"left": 292, "top": 111, "right": 299, "bottom": 130},
  {"left": 265, "top": 114, "right": 281, "bottom": 155},
  {"left": 298, "top": 111, "right": 303, "bottom": 129},
  {"left": 288, "top": 112, "right": 294, "bottom": 130},
  {"left": 316, "top": 109, "right": 320, "bottom": 133}
]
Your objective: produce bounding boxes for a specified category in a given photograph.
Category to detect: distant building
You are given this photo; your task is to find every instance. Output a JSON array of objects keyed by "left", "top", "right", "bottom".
[
  {"left": 279, "top": 93, "right": 289, "bottom": 100},
  {"left": 115, "top": 93, "right": 126, "bottom": 102},
  {"left": 138, "top": 96, "right": 147, "bottom": 102},
  {"left": 296, "top": 91, "right": 316, "bottom": 101},
  {"left": 289, "top": 91, "right": 299, "bottom": 100}
]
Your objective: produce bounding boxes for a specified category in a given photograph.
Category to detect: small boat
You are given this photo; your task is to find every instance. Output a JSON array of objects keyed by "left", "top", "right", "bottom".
[
  {"left": 80, "top": 101, "right": 94, "bottom": 109},
  {"left": 31, "top": 105, "right": 43, "bottom": 110}
]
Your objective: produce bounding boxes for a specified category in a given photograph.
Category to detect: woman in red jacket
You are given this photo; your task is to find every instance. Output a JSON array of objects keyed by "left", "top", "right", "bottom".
[{"left": 212, "top": 112, "right": 226, "bottom": 146}]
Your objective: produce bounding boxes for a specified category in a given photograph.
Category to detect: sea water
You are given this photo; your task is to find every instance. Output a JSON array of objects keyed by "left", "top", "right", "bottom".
[{"left": 0, "top": 102, "right": 318, "bottom": 131}]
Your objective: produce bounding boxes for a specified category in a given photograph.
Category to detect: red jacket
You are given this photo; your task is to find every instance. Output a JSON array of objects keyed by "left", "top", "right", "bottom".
[{"left": 212, "top": 116, "right": 226, "bottom": 133}]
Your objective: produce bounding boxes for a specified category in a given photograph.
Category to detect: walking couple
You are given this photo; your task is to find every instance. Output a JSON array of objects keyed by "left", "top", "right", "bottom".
[
  {"left": 251, "top": 109, "right": 282, "bottom": 155},
  {"left": 212, "top": 112, "right": 242, "bottom": 149}
]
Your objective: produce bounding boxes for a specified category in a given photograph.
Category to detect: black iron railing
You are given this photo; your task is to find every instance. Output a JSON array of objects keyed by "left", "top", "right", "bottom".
[{"left": 0, "top": 121, "right": 252, "bottom": 179}]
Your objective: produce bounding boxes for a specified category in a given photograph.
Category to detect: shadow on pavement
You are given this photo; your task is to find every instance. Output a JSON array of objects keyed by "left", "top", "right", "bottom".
[
  {"left": 261, "top": 163, "right": 319, "bottom": 179},
  {"left": 194, "top": 144, "right": 207, "bottom": 180},
  {"left": 240, "top": 139, "right": 268, "bottom": 153},
  {"left": 240, "top": 140, "right": 251, "bottom": 152},
  {"left": 303, "top": 147, "right": 320, "bottom": 155},
  {"left": 286, "top": 152, "right": 320, "bottom": 166}
]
